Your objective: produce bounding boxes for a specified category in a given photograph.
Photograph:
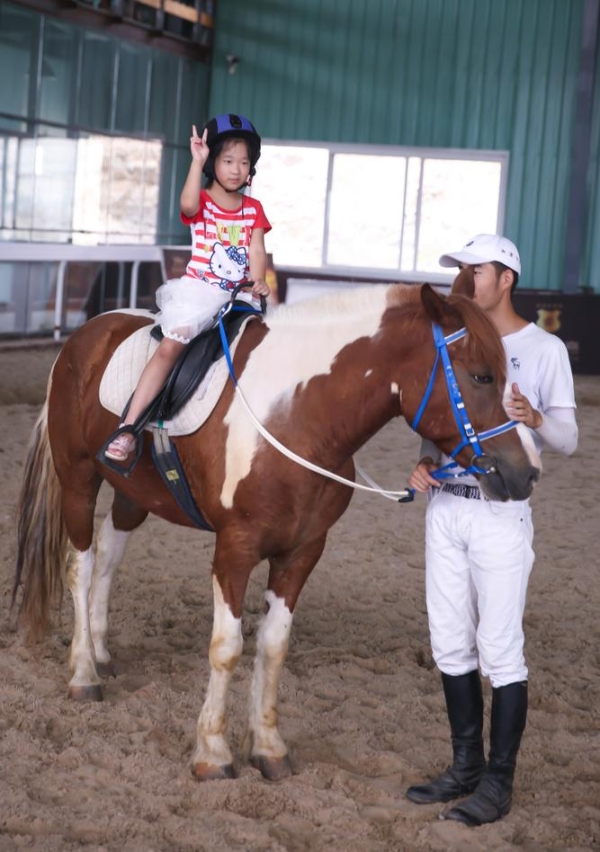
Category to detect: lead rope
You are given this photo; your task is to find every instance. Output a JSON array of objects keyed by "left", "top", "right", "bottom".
[
  {"left": 230, "top": 376, "right": 414, "bottom": 502},
  {"left": 217, "top": 313, "right": 413, "bottom": 502}
]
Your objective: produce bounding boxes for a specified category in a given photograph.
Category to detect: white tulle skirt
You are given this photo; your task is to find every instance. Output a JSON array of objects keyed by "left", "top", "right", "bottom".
[{"left": 154, "top": 277, "right": 255, "bottom": 344}]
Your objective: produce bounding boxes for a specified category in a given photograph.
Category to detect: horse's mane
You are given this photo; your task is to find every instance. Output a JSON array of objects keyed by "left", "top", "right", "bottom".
[
  {"left": 266, "top": 284, "right": 418, "bottom": 328},
  {"left": 447, "top": 294, "right": 507, "bottom": 387},
  {"left": 265, "top": 285, "right": 506, "bottom": 385}
]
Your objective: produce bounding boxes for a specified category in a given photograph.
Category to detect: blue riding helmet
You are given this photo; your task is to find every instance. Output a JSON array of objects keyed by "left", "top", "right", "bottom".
[{"left": 202, "top": 113, "right": 261, "bottom": 180}]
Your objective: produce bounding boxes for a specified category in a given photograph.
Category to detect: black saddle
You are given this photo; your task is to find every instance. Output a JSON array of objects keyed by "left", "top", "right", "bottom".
[{"left": 148, "top": 303, "right": 254, "bottom": 421}]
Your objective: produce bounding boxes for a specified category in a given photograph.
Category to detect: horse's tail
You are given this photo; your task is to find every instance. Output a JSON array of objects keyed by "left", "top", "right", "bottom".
[{"left": 12, "top": 399, "right": 69, "bottom": 642}]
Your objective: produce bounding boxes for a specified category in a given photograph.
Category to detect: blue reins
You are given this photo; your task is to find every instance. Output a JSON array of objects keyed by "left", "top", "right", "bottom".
[
  {"left": 217, "top": 300, "right": 262, "bottom": 377},
  {"left": 410, "top": 322, "right": 517, "bottom": 480}
]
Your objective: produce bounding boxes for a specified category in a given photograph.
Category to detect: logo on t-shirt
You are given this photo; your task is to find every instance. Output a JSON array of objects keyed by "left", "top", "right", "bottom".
[
  {"left": 207, "top": 242, "right": 248, "bottom": 290},
  {"left": 216, "top": 221, "right": 242, "bottom": 246},
  {"left": 511, "top": 357, "right": 521, "bottom": 370}
]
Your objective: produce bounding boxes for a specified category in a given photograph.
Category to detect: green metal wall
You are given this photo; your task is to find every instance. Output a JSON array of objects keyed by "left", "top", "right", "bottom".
[
  {"left": 210, "top": 0, "right": 593, "bottom": 292},
  {"left": 584, "top": 22, "right": 600, "bottom": 291}
]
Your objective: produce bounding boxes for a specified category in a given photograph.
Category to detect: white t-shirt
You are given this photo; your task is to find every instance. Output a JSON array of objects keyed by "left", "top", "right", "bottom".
[{"left": 436, "top": 323, "right": 576, "bottom": 485}]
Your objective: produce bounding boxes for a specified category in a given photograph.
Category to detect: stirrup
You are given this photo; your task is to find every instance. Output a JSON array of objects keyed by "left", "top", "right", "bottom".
[
  {"left": 105, "top": 431, "right": 136, "bottom": 461},
  {"left": 97, "top": 424, "right": 143, "bottom": 477}
]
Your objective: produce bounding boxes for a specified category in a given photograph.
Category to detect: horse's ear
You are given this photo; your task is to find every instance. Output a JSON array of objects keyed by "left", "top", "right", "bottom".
[
  {"left": 451, "top": 266, "right": 474, "bottom": 298},
  {"left": 420, "top": 283, "right": 461, "bottom": 325}
]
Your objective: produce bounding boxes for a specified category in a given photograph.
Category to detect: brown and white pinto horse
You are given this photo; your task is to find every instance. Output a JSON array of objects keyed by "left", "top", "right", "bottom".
[{"left": 14, "top": 283, "right": 539, "bottom": 782}]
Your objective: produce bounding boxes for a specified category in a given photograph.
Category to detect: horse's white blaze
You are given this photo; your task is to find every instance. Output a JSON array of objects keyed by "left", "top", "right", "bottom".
[
  {"left": 250, "top": 591, "right": 293, "bottom": 758},
  {"left": 90, "top": 516, "right": 130, "bottom": 665},
  {"left": 67, "top": 548, "right": 100, "bottom": 687},
  {"left": 220, "top": 287, "right": 392, "bottom": 507},
  {"left": 194, "top": 576, "right": 243, "bottom": 768},
  {"left": 365, "top": 369, "right": 373, "bottom": 378}
]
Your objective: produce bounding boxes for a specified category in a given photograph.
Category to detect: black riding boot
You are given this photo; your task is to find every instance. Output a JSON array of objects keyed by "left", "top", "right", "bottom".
[
  {"left": 442, "top": 680, "right": 528, "bottom": 826},
  {"left": 406, "top": 670, "right": 486, "bottom": 804}
]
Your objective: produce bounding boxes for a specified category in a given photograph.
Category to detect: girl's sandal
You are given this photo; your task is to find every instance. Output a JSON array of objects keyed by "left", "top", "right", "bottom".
[{"left": 105, "top": 431, "right": 136, "bottom": 462}]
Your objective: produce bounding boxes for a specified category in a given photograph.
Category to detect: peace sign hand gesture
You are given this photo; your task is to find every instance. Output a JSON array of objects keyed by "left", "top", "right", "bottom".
[{"left": 190, "top": 125, "right": 209, "bottom": 165}]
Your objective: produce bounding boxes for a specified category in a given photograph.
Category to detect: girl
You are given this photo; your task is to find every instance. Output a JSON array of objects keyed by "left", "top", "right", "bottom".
[{"left": 105, "top": 114, "right": 271, "bottom": 461}]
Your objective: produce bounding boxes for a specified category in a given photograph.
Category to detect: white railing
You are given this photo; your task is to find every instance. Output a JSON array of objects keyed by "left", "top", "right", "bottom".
[{"left": 0, "top": 243, "right": 173, "bottom": 340}]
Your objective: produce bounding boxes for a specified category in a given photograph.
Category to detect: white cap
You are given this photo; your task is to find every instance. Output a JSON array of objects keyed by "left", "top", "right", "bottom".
[{"left": 439, "top": 233, "right": 521, "bottom": 275}]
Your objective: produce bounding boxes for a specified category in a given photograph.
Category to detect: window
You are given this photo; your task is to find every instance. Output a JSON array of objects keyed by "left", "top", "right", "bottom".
[
  {"left": 0, "top": 131, "right": 162, "bottom": 244},
  {"left": 253, "top": 142, "right": 507, "bottom": 281}
]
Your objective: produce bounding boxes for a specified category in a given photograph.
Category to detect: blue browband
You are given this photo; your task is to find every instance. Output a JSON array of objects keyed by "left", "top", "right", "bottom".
[{"left": 410, "top": 323, "right": 518, "bottom": 480}]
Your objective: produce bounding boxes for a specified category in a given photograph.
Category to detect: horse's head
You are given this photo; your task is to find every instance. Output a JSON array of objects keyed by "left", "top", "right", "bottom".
[{"left": 401, "top": 285, "right": 540, "bottom": 501}]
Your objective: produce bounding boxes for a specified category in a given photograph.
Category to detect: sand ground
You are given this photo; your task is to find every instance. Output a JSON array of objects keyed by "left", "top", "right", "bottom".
[{"left": 1, "top": 341, "right": 599, "bottom": 852}]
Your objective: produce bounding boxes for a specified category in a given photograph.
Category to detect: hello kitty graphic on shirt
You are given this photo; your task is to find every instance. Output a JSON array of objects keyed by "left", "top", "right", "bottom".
[{"left": 207, "top": 243, "right": 248, "bottom": 291}]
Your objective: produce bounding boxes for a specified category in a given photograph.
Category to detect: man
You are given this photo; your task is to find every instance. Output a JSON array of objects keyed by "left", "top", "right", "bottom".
[{"left": 405, "top": 234, "right": 578, "bottom": 825}]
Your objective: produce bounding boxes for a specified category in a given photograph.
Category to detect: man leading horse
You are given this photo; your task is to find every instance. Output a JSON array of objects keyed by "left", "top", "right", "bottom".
[{"left": 405, "top": 234, "right": 578, "bottom": 826}]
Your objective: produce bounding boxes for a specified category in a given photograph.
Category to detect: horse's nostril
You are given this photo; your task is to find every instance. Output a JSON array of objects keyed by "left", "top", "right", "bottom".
[{"left": 472, "top": 454, "right": 497, "bottom": 474}]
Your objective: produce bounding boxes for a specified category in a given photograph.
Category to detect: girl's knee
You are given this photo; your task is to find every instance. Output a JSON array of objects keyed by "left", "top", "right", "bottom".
[{"left": 158, "top": 339, "right": 185, "bottom": 361}]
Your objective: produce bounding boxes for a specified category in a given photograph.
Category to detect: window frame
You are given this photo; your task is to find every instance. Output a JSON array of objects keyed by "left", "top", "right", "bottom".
[{"left": 258, "top": 139, "right": 509, "bottom": 284}]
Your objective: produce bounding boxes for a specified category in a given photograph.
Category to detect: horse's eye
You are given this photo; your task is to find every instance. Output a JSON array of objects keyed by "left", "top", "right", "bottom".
[{"left": 473, "top": 374, "right": 493, "bottom": 384}]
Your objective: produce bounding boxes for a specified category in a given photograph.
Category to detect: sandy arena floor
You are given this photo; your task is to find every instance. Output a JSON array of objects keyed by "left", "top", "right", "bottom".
[{"left": 0, "top": 341, "right": 599, "bottom": 852}]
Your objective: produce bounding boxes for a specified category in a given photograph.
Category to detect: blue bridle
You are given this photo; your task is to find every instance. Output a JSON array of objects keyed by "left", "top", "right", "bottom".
[{"left": 410, "top": 323, "right": 517, "bottom": 480}]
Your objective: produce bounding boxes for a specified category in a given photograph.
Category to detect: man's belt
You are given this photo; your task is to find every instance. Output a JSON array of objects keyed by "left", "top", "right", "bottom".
[{"left": 440, "top": 482, "right": 483, "bottom": 500}]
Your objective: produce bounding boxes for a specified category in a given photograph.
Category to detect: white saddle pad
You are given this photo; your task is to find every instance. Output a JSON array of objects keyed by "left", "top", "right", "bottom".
[{"left": 99, "top": 314, "right": 255, "bottom": 437}]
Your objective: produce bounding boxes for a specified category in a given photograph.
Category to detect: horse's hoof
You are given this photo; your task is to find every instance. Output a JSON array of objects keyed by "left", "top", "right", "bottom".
[
  {"left": 68, "top": 684, "right": 104, "bottom": 702},
  {"left": 96, "top": 661, "right": 116, "bottom": 679},
  {"left": 250, "top": 753, "right": 293, "bottom": 782},
  {"left": 191, "top": 762, "right": 236, "bottom": 782}
]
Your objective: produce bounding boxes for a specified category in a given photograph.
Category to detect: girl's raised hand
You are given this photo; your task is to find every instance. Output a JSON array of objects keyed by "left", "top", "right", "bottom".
[{"left": 190, "top": 125, "right": 209, "bottom": 164}]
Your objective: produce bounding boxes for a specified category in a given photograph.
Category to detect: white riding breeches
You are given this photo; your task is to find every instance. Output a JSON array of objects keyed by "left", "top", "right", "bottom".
[{"left": 425, "top": 489, "right": 535, "bottom": 688}]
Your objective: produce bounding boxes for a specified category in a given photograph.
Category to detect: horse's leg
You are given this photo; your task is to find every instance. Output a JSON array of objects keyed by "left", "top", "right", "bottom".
[
  {"left": 67, "top": 545, "right": 103, "bottom": 701},
  {"left": 89, "top": 493, "right": 149, "bottom": 678},
  {"left": 191, "top": 540, "right": 255, "bottom": 781},
  {"left": 247, "top": 534, "right": 328, "bottom": 781},
  {"left": 61, "top": 471, "right": 104, "bottom": 701}
]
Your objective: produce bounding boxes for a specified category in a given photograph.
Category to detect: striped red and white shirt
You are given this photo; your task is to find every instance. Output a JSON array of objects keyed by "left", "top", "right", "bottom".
[{"left": 181, "top": 190, "right": 271, "bottom": 290}]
